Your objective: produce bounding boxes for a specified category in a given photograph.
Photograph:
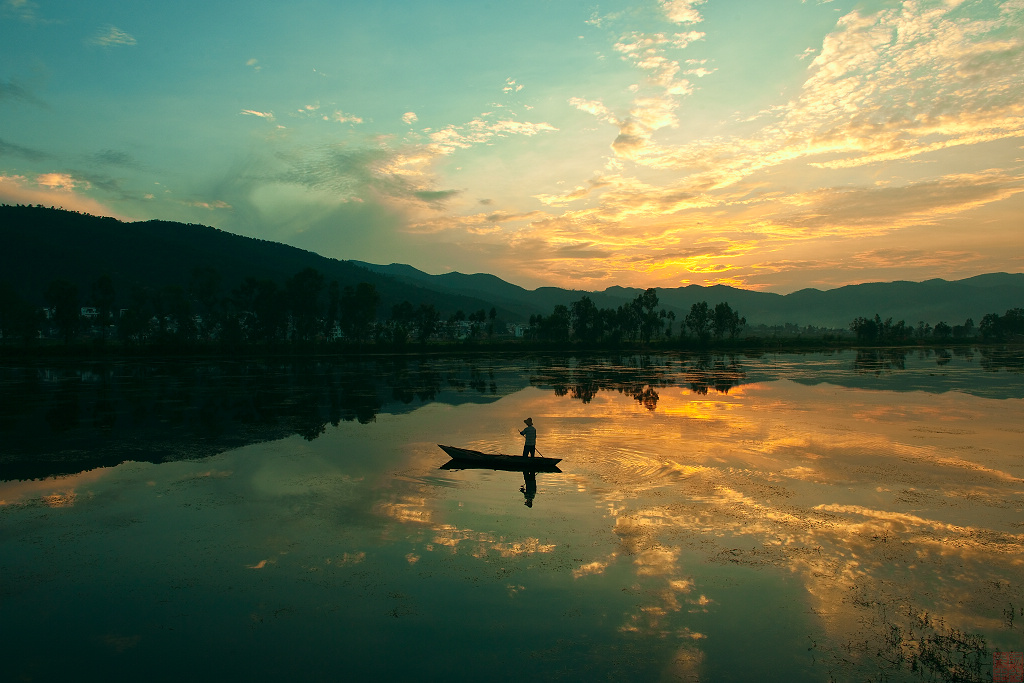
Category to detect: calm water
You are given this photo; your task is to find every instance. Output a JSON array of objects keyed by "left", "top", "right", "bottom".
[{"left": 2, "top": 349, "right": 1022, "bottom": 682}]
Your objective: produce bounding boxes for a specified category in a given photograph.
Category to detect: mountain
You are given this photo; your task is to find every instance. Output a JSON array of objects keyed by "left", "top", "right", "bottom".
[
  {"left": 354, "top": 261, "right": 1024, "bottom": 328},
  {"left": 0, "top": 205, "right": 512, "bottom": 319},
  {"left": 3, "top": 205, "right": 1022, "bottom": 328}
]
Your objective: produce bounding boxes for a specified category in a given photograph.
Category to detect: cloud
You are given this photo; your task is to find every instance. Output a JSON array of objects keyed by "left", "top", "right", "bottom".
[
  {"left": 0, "top": 173, "right": 124, "bottom": 217},
  {"left": 660, "top": 0, "right": 706, "bottom": 25},
  {"left": 187, "top": 200, "right": 232, "bottom": 210},
  {"left": 87, "top": 149, "right": 140, "bottom": 169},
  {"left": 402, "top": 112, "right": 418, "bottom": 125},
  {"left": 440, "top": 155, "right": 1023, "bottom": 290},
  {"left": 331, "top": 110, "right": 363, "bottom": 124},
  {"left": 240, "top": 109, "right": 275, "bottom": 121},
  {"left": 425, "top": 116, "right": 557, "bottom": 155},
  {"left": 413, "top": 189, "right": 460, "bottom": 204},
  {"left": 36, "top": 172, "right": 84, "bottom": 190},
  {"left": 91, "top": 26, "right": 137, "bottom": 47},
  {"left": 0, "top": 137, "right": 51, "bottom": 161},
  {"left": 534, "top": 177, "right": 613, "bottom": 206},
  {"left": 3, "top": 0, "right": 41, "bottom": 23},
  {"left": 613, "top": 31, "right": 705, "bottom": 93},
  {"left": 846, "top": 248, "right": 982, "bottom": 271},
  {"left": 62, "top": 170, "right": 133, "bottom": 199},
  {"left": 586, "top": 10, "right": 622, "bottom": 28},
  {"left": 484, "top": 210, "right": 548, "bottom": 224},
  {"left": 276, "top": 144, "right": 462, "bottom": 211},
  {"left": 573, "top": 559, "right": 612, "bottom": 578},
  {"left": 246, "top": 58, "right": 261, "bottom": 72},
  {"left": 573, "top": 28, "right": 707, "bottom": 163},
  {"left": 503, "top": 78, "right": 524, "bottom": 93},
  {"left": 760, "top": 171, "right": 1024, "bottom": 238},
  {"left": 569, "top": 97, "right": 619, "bottom": 125},
  {"left": 620, "top": 0, "right": 1024, "bottom": 184},
  {"left": 0, "top": 77, "right": 46, "bottom": 107}
]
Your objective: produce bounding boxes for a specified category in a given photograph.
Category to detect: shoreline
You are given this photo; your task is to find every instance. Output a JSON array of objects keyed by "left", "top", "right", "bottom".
[{"left": 1, "top": 337, "right": 1021, "bottom": 361}]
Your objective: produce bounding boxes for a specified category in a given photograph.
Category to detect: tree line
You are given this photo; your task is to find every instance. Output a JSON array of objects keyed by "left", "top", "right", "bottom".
[
  {"left": 0, "top": 273, "right": 745, "bottom": 350},
  {"left": 849, "top": 309, "right": 1024, "bottom": 343},
  {"left": 4, "top": 265, "right": 1020, "bottom": 350},
  {"left": 0, "top": 266, "right": 498, "bottom": 348},
  {"left": 525, "top": 289, "right": 746, "bottom": 344}
]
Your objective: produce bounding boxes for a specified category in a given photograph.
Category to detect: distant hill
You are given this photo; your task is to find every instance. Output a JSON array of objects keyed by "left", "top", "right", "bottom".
[
  {"left": 3, "top": 205, "right": 1022, "bottom": 328},
  {"left": 354, "top": 260, "right": 1024, "bottom": 329},
  {"left": 0, "top": 205, "right": 510, "bottom": 319}
]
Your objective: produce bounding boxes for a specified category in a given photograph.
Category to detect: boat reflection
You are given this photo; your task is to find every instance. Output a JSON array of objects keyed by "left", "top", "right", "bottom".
[
  {"left": 438, "top": 459, "right": 556, "bottom": 508},
  {"left": 438, "top": 458, "right": 561, "bottom": 474}
]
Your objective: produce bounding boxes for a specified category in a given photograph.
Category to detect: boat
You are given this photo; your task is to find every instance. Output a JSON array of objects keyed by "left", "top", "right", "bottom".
[{"left": 437, "top": 444, "right": 562, "bottom": 471}]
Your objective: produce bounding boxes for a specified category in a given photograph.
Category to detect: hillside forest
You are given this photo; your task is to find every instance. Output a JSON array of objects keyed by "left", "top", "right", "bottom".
[
  {"left": 1, "top": 204, "right": 1021, "bottom": 352},
  {"left": 3, "top": 261, "right": 1022, "bottom": 352}
]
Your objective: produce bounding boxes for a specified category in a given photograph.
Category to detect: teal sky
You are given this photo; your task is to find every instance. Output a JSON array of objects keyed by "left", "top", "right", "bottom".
[{"left": 2, "top": 0, "right": 1022, "bottom": 292}]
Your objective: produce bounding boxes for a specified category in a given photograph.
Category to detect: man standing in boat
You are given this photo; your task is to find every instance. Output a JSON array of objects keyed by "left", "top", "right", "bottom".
[{"left": 520, "top": 417, "right": 537, "bottom": 457}]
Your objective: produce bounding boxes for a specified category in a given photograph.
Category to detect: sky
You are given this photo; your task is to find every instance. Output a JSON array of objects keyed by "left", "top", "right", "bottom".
[{"left": 2, "top": 0, "right": 1023, "bottom": 293}]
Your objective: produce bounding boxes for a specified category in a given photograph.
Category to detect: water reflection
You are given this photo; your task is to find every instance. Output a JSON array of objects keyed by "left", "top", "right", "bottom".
[
  {"left": 3, "top": 349, "right": 1023, "bottom": 482},
  {"left": 438, "top": 460, "right": 558, "bottom": 507},
  {"left": 853, "top": 348, "right": 907, "bottom": 374},
  {"left": 2, "top": 350, "right": 1023, "bottom": 682},
  {"left": 520, "top": 471, "right": 537, "bottom": 507}
]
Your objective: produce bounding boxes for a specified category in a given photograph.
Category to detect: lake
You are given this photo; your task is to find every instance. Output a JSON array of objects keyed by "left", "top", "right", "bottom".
[{"left": 2, "top": 349, "right": 1022, "bottom": 682}]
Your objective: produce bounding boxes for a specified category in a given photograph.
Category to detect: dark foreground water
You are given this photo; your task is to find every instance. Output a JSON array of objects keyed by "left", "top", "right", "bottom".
[{"left": 2, "top": 349, "right": 1022, "bottom": 682}]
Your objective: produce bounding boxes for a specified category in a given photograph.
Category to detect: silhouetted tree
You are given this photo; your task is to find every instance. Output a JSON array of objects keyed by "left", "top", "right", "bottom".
[
  {"left": 447, "top": 309, "right": 466, "bottom": 340},
  {"left": 0, "top": 282, "right": 41, "bottom": 344},
  {"left": 850, "top": 315, "right": 878, "bottom": 342},
  {"left": 44, "top": 279, "right": 81, "bottom": 343},
  {"left": 685, "top": 301, "right": 712, "bottom": 342},
  {"left": 286, "top": 267, "right": 325, "bottom": 342},
  {"left": 467, "top": 308, "right": 487, "bottom": 339},
  {"left": 159, "top": 285, "right": 196, "bottom": 343},
  {"left": 341, "top": 282, "right": 379, "bottom": 343},
  {"left": 326, "top": 280, "right": 341, "bottom": 340},
  {"left": 571, "top": 295, "right": 602, "bottom": 343},
  {"left": 952, "top": 318, "right": 975, "bottom": 339},
  {"left": 712, "top": 302, "right": 745, "bottom": 339},
  {"left": 537, "top": 305, "right": 571, "bottom": 342},
  {"left": 237, "top": 278, "right": 286, "bottom": 342},
  {"left": 119, "top": 284, "right": 154, "bottom": 344},
  {"left": 634, "top": 288, "right": 663, "bottom": 344},
  {"left": 415, "top": 303, "right": 440, "bottom": 343},
  {"left": 189, "top": 266, "right": 222, "bottom": 340},
  {"left": 389, "top": 300, "right": 415, "bottom": 346},
  {"left": 980, "top": 308, "right": 1024, "bottom": 341},
  {"left": 664, "top": 310, "right": 676, "bottom": 339},
  {"left": 850, "top": 314, "right": 909, "bottom": 343},
  {"left": 91, "top": 274, "right": 116, "bottom": 340},
  {"left": 1007, "top": 308, "right": 1024, "bottom": 337},
  {"left": 600, "top": 307, "right": 622, "bottom": 343},
  {"left": 933, "top": 321, "right": 952, "bottom": 339}
]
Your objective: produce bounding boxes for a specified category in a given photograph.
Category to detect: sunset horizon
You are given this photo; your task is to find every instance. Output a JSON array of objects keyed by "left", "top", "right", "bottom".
[{"left": 3, "top": 0, "right": 1022, "bottom": 295}]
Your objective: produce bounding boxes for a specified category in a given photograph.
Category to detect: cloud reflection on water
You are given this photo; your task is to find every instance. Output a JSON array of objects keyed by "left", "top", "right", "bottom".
[
  {"left": 508, "top": 374, "right": 1022, "bottom": 678},
  {"left": 2, "top": 351, "right": 1022, "bottom": 681}
]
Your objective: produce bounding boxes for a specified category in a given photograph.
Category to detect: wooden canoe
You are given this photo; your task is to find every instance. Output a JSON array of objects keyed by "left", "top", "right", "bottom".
[{"left": 437, "top": 444, "right": 562, "bottom": 470}]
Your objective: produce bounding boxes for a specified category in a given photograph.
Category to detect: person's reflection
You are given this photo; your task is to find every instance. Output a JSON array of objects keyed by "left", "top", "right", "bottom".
[{"left": 520, "top": 471, "right": 537, "bottom": 508}]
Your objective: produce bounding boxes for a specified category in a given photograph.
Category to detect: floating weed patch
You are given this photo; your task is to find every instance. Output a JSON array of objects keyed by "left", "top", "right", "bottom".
[{"left": 872, "top": 609, "right": 991, "bottom": 683}]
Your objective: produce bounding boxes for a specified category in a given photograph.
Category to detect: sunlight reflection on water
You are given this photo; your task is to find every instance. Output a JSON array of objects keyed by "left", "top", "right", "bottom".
[{"left": 1, "top": 350, "right": 1022, "bottom": 681}]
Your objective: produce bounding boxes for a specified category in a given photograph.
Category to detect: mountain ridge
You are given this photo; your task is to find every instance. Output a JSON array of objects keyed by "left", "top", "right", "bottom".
[{"left": 3, "top": 205, "right": 1022, "bottom": 329}]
